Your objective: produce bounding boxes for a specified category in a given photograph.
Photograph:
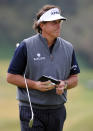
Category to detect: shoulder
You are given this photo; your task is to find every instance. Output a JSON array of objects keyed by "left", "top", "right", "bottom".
[
  {"left": 58, "top": 37, "right": 73, "bottom": 49},
  {"left": 23, "top": 34, "right": 39, "bottom": 45},
  {"left": 15, "top": 41, "right": 27, "bottom": 55},
  {"left": 17, "top": 41, "right": 26, "bottom": 49},
  {"left": 57, "top": 37, "right": 74, "bottom": 55}
]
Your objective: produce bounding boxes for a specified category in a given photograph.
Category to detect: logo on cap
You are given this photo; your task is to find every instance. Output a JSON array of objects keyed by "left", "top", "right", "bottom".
[{"left": 51, "top": 11, "right": 60, "bottom": 15}]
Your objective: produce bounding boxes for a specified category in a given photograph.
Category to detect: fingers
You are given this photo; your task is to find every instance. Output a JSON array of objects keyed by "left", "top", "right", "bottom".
[
  {"left": 41, "top": 81, "right": 54, "bottom": 85},
  {"left": 38, "top": 81, "right": 55, "bottom": 92},
  {"left": 56, "top": 87, "right": 64, "bottom": 95},
  {"left": 43, "top": 82, "right": 55, "bottom": 91}
]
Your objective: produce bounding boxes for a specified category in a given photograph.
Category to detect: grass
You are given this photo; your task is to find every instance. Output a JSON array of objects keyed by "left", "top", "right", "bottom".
[
  {"left": 0, "top": 59, "right": 20, "bottom": 131},
  {"left": 0, "top": 59, "right": 93, "bottom": 131},
  {"left": 64, "top": 85, "right": 93, "bottom": 131}
]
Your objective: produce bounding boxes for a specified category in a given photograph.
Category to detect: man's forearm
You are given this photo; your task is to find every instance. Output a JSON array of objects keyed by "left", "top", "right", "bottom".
[
  {"left": 65, "top": 74, "right": 78, "bottom": 89},
  {"left": 7, "top": 73, "right": 36, "bottom": 89}
]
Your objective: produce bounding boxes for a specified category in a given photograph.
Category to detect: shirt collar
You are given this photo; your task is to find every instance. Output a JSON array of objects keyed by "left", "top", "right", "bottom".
[{"left": 39, "top": 33, "right": 57, "bottom": 47}]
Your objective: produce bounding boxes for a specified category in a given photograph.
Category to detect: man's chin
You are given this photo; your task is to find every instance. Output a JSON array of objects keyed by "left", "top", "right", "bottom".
[{"left": 55, "top": 33, "right": 60, "bottom": 37}]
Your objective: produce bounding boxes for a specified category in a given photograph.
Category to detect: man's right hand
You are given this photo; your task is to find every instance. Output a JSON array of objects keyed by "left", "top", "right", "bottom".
[{"left": 34, "top": 81, "right": 55, "bottom": 92}]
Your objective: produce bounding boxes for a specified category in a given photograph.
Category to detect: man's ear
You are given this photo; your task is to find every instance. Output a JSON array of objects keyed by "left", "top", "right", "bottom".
[{"left": 39, "top": 23, "right": 44, "bottom": 30}]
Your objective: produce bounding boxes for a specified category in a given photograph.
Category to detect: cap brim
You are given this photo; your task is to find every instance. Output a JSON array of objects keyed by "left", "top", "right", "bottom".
[{"left": 43, "top": 15, "right": 66, "bottom": 22}]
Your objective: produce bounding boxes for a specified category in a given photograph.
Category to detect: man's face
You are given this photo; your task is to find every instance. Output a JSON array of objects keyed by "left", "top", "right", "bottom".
[{"left": 41, "top": 20, "right": 62, "bottom": 39}]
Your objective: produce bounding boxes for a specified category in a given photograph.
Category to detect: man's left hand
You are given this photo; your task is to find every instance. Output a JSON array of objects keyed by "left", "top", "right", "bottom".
[{"left": 56, "top": 81, "right": 65, "bottom": 95}]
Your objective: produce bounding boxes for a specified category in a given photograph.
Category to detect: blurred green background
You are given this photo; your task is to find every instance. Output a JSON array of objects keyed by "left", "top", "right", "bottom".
[{"left": 0, "top": 0, "right": 93, "bottom": 131}]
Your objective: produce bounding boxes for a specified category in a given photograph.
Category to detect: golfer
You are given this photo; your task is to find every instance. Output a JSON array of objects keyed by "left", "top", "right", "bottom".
[{"left": 7, "top": 4, "right": 80, "bottom": 131}]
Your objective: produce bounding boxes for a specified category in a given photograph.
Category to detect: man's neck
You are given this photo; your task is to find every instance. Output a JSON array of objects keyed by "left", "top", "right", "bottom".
[{"left": 42, "top": 33, "right": 56, "bottom": 47}]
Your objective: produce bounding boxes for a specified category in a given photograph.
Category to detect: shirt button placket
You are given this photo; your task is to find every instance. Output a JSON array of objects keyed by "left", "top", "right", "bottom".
[{"left": 50, "top": 55, "right": 53, "bottom": 61}]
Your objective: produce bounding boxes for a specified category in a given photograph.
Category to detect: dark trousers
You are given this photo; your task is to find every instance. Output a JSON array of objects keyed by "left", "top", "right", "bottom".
[{"left": 19, "top": 105, "right": 66, "bottom": 131}]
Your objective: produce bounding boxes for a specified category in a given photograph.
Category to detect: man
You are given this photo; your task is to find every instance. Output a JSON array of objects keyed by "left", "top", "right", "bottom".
[{"left": 7, "top": 5, "right": 80, "bottom": 131}]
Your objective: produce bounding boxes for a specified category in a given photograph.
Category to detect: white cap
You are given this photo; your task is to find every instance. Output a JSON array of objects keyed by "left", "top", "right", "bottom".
[{"left": 38, "top": 8, "right": 66, "bottom": 24}]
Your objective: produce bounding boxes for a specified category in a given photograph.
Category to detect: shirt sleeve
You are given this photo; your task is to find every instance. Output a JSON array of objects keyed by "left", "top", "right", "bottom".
[
  {"left": 8, "top": 41, "right": 27, "bottom": 75},
  {"left": 70, "top": 50, "right": 80, "bottom": 75}
]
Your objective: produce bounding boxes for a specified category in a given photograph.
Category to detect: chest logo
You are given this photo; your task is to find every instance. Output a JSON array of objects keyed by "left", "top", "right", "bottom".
[
  {"left": 37, "top": 53, "right": 41, "bottom": 57},
  {"left": 34, "top": 53, "right": 45, "bottom": 61}
]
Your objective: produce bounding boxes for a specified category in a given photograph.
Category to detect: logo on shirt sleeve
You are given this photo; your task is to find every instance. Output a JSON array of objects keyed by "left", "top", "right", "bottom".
[{"left": 71, "top": 65, "right": 77, "bottom": 70}]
